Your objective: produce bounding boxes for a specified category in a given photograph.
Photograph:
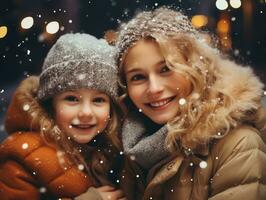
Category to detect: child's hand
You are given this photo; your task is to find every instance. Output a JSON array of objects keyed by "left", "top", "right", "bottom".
[{"left": 96, "top": 185, "right": 127, "bottom": 200}]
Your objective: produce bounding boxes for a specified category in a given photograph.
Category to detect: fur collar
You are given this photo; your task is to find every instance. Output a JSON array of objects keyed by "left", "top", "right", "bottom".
[{"left": 5, "top": 76, "right": 45, "bottom": 133}]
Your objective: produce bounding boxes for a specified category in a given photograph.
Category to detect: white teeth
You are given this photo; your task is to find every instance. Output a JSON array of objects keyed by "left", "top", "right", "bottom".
[
  {"left": 150, "top": 98, "right": 171, "bottom": 107},
  {"left": 71, "top": 118, "right": 80, "bottom": 125}
]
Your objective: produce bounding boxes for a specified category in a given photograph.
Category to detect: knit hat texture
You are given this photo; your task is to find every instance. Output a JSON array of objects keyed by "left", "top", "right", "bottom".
[
  {"left": 38, "top": 33, "right": 118, "bottom": 101},
  {"left": 116, "top": 7, "right": 199, "bottom": 64}
]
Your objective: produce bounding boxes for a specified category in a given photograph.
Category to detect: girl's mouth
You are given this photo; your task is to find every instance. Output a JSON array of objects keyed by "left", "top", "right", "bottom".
[
  {"left": 71, "top": 124, "right": 96, "bottom": 129},
  {"left": 145, "top": 96, "right": 175, "bottom": 110}
]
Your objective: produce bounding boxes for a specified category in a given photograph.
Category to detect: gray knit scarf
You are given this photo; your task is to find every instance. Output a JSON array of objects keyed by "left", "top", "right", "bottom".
[{"left": 122, "top": 111, "right": 170, "bottom": 170}]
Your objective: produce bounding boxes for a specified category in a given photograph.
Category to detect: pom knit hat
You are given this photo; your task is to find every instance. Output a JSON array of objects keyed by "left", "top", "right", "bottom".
[
  {"left": 116, "top": 7, "right": 199, "bottom": 64},
  {"left": 38, "top": 33, "right": 118, "bottom": 101}
]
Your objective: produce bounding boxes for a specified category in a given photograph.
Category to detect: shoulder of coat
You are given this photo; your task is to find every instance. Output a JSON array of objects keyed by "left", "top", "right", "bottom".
[
  {"left": 0, "top": 131, "right": 44, "bottom": 160},
  {"left": 210, "top": 125, "right": 266, "bottom": 163}
]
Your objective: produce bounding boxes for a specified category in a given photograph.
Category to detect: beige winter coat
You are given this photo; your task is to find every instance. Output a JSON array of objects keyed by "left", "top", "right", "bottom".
[{"left": 141, "top": 121, "right": 266, "bottom": 200}]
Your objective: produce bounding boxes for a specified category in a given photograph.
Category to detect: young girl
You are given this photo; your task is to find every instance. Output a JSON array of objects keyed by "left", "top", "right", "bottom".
[
  {"left": 115, "top": 7, "right": 266, "bottom": 200},
  {"left": 0, "top": 33, "right": 131, "bottom": 200}
]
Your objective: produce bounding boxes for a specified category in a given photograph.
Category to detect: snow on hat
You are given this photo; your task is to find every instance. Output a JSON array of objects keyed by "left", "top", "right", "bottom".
[
  {"left": 38, "top": 33, "right": 118, "bottom": 101},
  {"left": 116, "top": 7, "right": 198, "bottom": 64}
]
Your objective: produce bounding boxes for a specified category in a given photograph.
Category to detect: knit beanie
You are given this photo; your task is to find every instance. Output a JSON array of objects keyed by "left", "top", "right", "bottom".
[
  {"left": 116, "top": 7, "right": 199, "bottom": 64},
  {"left": 38, "top": 33, "right": 118, "bottom": 101}
]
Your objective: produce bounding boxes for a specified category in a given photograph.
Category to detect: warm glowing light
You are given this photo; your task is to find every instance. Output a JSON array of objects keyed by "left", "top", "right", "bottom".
[
  {"left": 21, "top": 16, "right": 34, "bottom": 29},
  {"left": 217, "top": 19, "right": 230, "bottom": 33},
  {"left": 230, "top": 0, "right": 241, "bottom": 8},
  {"left": 0, "top": 26, "right": 8, "bottom": 38},
  {"left": 216, "top": 0, "right": 229, "bottom": 10},
  {"left": 46, "top": 21, "right": 60, "bottom": 34},
  {"left": 191, "top": 15, "right": 208, "bottom": 28}
]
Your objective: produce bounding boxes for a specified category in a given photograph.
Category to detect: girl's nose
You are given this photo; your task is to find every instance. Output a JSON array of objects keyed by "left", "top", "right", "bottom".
[
  {"left": 147, "top": 75, "right": 163, "bottom": 96},
  {"left": 78, "top": 102, "right": 93, "bottom": 119}
]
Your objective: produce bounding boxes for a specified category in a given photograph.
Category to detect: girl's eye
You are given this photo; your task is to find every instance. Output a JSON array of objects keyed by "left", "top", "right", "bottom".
[
  {"left": 64, "top": 95, "right": 79, "bottom": 102},
  {"left": 161, "top": 65, "right": 170, "bottom": 73},
  {"left": 130, "top": 74, "right": 145, "bottom": 82},
  {"left": 93, "top": 97, "right": 106, "bottom": 103}
]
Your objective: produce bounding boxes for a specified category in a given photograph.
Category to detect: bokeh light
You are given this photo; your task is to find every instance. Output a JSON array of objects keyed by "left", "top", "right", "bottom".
[
  {"left": 0, "top": 26, "right": 8, "bottom": 38},
  {"left": 46, "top": 21, "right": 60, "bottom": 34},
  {"left": 230, "top": 0, "right": 241, "bottom": 9},
  {"left": 191, "top": 15, "right": 208, "bottom": 29},
  {"left": 216, "top": 0, "right": 229, "bottom": 10},
  {"left": 217, "top": 19, "right": 230, "bottom": 33},
  {"left": 21, "top": 16, "right": 34, "bottom": 29}
]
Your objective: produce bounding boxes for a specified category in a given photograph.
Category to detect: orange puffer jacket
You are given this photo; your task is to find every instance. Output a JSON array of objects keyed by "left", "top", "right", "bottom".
[
  {"left": 0, "top": 132, "right": 92, "bottom": 199},
  {"left": 0, "top": 77, "right": 93, "bottom": 199}
]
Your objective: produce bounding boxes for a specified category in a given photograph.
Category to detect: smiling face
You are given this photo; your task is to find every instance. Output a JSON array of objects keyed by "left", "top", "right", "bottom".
[
  {"left": 123, "top": 39, "right": 192, "bottom": 124},
  {"left": 53, "top": 88, "right": 110, "bottom": 144}
]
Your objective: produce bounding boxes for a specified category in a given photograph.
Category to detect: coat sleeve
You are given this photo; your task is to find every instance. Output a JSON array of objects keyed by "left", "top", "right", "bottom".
[
  {"left": 209, "top": 126, "right": 266, "bottom": 200},
  {"left": 0, "top": 160, "right": 40, "bottom": 200}
]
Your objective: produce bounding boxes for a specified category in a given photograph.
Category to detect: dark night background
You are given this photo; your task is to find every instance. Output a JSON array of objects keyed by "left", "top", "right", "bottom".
[{"left": 0, "top": 0, "right": 266, "bottom": 141}]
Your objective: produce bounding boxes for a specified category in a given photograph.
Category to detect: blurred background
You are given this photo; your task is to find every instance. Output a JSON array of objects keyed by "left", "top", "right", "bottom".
[{"left": 0, "top": 0, "right": 266, "bottom": 141}]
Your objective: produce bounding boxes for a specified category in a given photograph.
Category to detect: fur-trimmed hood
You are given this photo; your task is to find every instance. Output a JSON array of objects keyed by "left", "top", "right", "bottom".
[
  {"left": 5, "top": 76, "right": 45, "bottom": 134},
  {"left": 197, "top": 58, "right": 266, "bottom": 142}
]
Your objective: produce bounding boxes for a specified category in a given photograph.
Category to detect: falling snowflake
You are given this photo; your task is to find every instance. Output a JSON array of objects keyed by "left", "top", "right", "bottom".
[
  {"left": 233, "top": 49, "right": 240, "bottom": 56},
  {"left": 130, "top": 155, "right": 136, "bottom": 160},
  {"left": 179, "top": 98, "right": 186, "bottom": 105},
  {"left": 78, "top": 164, "right": 85, "bottom": 171},
  {"left": 39, "top": 187, "right": 47, "bottom": 193},
  {"left": 0, "top": 124, "right": 5, "bottom": 132},
  {"left": 136, "top": 174, "right": 140, "bottom": 178},
  {"left": 23, "top": 104, "right": 30, "bottom": 111},
  {"left": 22, "top": 143, "right": 29, "bottom": 149},
  {"left": 0, "top": 89, "right": 4, "bottom": 93},
  {"left": 138, "top": 108, "right": 142, "bottom": 112},
  {"left": 199, "top": 161, "right": 207, "bottom": 169}
]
